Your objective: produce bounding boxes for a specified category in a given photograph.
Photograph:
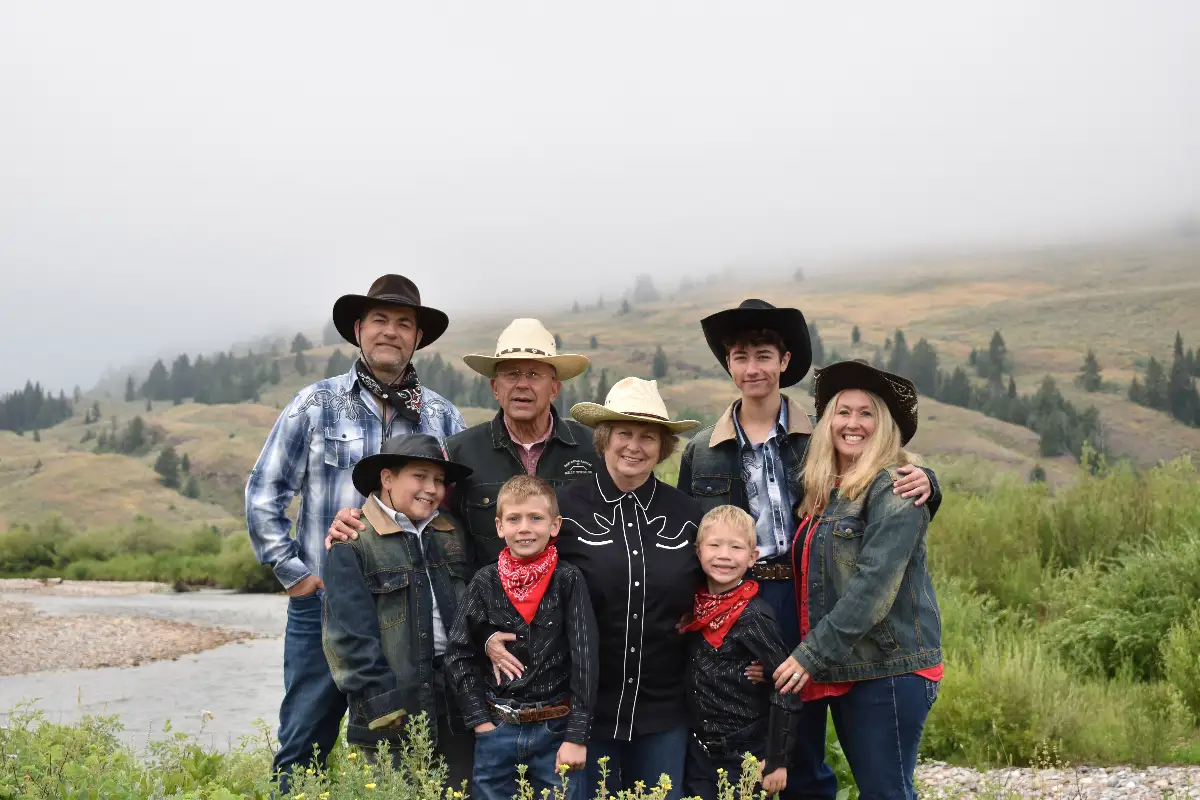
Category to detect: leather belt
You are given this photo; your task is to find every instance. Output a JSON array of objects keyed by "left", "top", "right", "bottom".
[
  {"left": 751, "top": 562, "right": 794, "bottom": 581},
  {"left": 488, "top": 699, "right": 571, "bottom": 725}
]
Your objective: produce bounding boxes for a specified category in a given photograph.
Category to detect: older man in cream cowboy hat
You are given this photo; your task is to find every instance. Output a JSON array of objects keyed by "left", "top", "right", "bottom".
[{"left": 329, "top": 318, "right": 597, "bottom": 568}]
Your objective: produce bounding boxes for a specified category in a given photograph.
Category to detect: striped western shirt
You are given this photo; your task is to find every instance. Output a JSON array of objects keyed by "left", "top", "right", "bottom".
[{"left": 245, "top": 365, "right": 466, "bottom": 589}]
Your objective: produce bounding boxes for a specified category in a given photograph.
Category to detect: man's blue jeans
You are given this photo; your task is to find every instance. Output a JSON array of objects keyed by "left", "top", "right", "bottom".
[
  {"left": 273, "top": 592, "right": 347, "bottom": 792},
  {"left": 586, "top": 726, "right": 688, "bottom": 800},
  {"left": 473, "top": 716, "right": 583, "bottom": 800}
]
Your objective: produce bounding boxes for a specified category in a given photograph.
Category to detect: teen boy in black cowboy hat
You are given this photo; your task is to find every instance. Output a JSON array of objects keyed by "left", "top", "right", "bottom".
[
  {"left": 322, "top": 433, "right": 475, "bottom": 782},
  {"left": 245, "top": 275, "right": 466, "bottom": 790},
  {"left": 677, "top": 299, "right": 941, "bottom": 799}
]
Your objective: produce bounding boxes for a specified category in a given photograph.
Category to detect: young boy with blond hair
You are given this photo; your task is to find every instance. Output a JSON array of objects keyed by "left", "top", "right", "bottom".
[
  {"left": 682, "top": 504, "right": 797, "bottom": 799},
  {"left": 444, "top": 475, "right": 598, "bottom": 800}
]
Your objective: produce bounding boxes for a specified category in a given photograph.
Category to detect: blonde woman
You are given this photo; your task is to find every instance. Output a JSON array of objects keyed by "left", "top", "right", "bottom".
[{"left": 772, "top": 360, "right": 942, "bottom": 800}]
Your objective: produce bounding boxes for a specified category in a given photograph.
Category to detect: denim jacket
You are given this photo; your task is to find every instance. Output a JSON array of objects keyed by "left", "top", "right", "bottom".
[
  {"left": 678, "top": 395, "right": 811, "bottom": 516},
  {"left": 322, "top": 497, "right": 472, "bottom": 747},
  {"left": 678, "top": 395, "right": 942, "bottom": 532},
  {"left": 792, "top": 468, "right": 942, "bottom": 683}
]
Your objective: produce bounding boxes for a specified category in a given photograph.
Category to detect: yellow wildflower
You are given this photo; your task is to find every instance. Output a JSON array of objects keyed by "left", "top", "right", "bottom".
[
  {"left": 294, "top": 795, "right": 305, "bottom": 800},
  {"left": 365, "top": 783, "right": 377, "bottom": 790},
  {"left": 347, "top": 751, "right": 358, "bottom": 759}
]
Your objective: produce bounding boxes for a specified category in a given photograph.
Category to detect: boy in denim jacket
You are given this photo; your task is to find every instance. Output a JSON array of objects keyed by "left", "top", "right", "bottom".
[{"left": 322, "top": 433, "right": 475, "bottom": 784}]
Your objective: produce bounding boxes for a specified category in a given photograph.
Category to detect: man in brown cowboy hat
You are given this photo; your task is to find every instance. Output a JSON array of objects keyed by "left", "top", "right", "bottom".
[
  {"left": 246, "top": 274, "right": 466, "bottom": 791},
  {"left": 328, "top": 318, "right": 598, "bottom": 680}
]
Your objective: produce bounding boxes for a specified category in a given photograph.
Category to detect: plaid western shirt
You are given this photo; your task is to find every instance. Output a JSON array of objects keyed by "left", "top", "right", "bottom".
[
  {"left": 732, "top": 400, "right": 794, "bottom": 560},
  {"left": 245, "top": 365, "right": 467, "bottom": 589}
]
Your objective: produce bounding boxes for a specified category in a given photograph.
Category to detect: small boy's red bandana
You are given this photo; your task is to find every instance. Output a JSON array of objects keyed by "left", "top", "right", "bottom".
[
  {"left": 497, "top": 543, "right": 558, "bottom": 624},
  {"left": 683, "top": 580, "right": 759, "bottom": 648}
]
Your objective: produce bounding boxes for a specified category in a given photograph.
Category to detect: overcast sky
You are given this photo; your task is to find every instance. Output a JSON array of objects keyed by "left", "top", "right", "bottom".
[{"left": 2, "top": 1, "right": 1198, "bottom": 394}]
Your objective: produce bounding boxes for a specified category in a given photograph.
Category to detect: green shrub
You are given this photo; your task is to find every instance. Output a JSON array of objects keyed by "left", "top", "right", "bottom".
[
  {"left": 1041, "top": 531, "right": 1200, "bottom": 680},
  {"left": 216, "top": 533, "right": 279, "bottom": 593},
  {"left": 1162, "top": 602, "right": 1200, "bottom": 722}
]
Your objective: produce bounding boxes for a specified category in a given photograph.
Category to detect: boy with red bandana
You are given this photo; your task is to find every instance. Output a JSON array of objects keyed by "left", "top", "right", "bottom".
[
  {"left": 444, "top": 475, "right": 598, "bottom": 800},
  {"left": 682, "top": 505, "right": 797, "bottom": 799}
]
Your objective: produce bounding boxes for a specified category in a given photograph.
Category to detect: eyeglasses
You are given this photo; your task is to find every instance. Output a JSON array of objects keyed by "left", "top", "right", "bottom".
[{"left": 496, "top": 369, "right": 553, "bottom": 383}]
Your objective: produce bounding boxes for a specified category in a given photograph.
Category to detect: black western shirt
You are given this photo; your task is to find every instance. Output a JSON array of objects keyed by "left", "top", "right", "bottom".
[
  {"left": 555, "top": 470, "right": 705, "bottom": 741},
  {"left": 686, "top": 594, "right": 799, "bottom": 764},
  {"left": 443, "top": 559, "right": 599, "bottom": 744}
]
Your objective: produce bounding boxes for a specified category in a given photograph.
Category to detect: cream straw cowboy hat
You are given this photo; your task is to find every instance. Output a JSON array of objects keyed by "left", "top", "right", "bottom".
[
  {"left": 571, "top": 377, "right": 700, "bottom": 434},
  {"left": 463, "top": 318, "right": 590, "bottom": 381}
]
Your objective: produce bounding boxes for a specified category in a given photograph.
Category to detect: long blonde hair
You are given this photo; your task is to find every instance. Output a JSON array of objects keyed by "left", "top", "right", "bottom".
[{"left": 798, "top": 389, "right": 918, "bottom": 520}]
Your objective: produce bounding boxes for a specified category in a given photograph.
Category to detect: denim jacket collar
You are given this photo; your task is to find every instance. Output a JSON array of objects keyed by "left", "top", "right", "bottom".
[
  {"left": 363, "top": 494, "right": 454, "bottom": 535},
  {"left": 709, "top": 393, "right": 813, "bottom": 447}
]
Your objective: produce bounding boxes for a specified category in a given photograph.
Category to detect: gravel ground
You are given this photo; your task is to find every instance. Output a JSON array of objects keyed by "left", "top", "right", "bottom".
[
  {"left": 0, "top": 598, "right": 253, "bottom": 676},
  {"left": 918, "top": 762, "right": 1200, "bottom": 798}
]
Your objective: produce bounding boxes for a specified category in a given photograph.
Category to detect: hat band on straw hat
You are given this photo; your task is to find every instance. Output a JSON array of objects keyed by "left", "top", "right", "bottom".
[
  {"left": 622, "top": 411, "right": 669, "bottom": 422},
  {"left": 497, "top": 347, "right": 550, "bottom": 356}
]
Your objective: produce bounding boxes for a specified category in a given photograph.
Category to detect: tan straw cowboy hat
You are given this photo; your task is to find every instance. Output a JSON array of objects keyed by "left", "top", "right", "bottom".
[
  {"left": 571, "top": 377, "right": 700, "bottom": 434},
  {"left": 463, "top": 318, "right": 590, "bottom": 381}
]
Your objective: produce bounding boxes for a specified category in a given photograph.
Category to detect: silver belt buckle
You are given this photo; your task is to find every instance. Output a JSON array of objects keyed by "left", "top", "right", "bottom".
[{"left": 492, "top": 702, "right": 519, "bottom": 724}]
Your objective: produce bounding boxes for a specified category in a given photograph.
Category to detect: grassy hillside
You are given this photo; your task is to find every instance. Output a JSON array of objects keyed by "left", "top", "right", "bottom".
[{"left": 4, "top": 235, "right": 1199, "bottom": 530}]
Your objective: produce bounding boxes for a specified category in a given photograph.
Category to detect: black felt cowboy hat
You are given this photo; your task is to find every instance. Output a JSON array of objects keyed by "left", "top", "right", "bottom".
[
  {"left": 352, "top": 433, "right": 473, "bottom": 497},
  {"left": 700, "top": 299, "right": 812, "bottom": 388},
  {"left": 813, "top": 359, "right": 919, "bottom": 445},
  {"left": 332, "top": 274, "right": 449, "bottom": 350}
]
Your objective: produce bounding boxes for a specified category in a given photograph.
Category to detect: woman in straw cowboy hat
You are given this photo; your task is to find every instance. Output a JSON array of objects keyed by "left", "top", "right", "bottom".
[
  {"left": 554, "top": 377, "right": 704, "bottom": 795},
  {"left": 771, "top": 360, "right": 942, "bottom": 800}
]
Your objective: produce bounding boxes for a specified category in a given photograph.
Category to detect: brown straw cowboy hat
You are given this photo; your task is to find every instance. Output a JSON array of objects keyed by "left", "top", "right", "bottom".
[
  {"left": 331, "top": 274, "right": 449, "bottom": 350},
  {"left": 813, "top": 359, "right": 919, "bottom": 445}
]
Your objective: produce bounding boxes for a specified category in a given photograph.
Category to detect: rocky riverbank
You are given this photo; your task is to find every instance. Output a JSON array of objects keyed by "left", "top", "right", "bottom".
[
  {"left": 0, "top": 580, "right": 254, "bottom": 675},
  {"left": 917, "top": 761, "right": 1200, "bottom": 798}
]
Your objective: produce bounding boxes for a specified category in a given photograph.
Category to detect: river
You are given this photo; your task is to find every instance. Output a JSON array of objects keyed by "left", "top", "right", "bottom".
[{"left": 0, "top": 589, "right": 289, "bottom": 753}]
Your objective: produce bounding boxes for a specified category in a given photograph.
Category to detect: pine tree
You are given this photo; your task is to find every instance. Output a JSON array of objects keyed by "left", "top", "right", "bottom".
[
  {"left": 1174, "top": 331, "right": 1185, "bottom": 359},
  {"left": 269, "top": 360, "right": 282, "bottom": 385},
  {"left": 590, "top": 336, "right": 599, "bottom": 350},
  {"left": 154, "top": 446, "right": 180, "bottom": 488},
  {"left": 183, "top": 476, "right": 200, "bottom": 499},
  {"left": 124, "top": 375, "right": 136, "bottom": 402},
  {"left": 871, "top": 347, "right": 885, "bottom": 369},
  {"left": 652, "top": 346, "right": 669, "bottom": 379},
  {"left": 291, "top": 332, "right": 313, "bottom": 354},
  {"left": 323, "top": 319, "right": 342, "bottom": 346},
  {"left": 594, "top": 369, "right": 611, "bottom": 404},
  {"left": 886, "top": 330, "right": 910, "bottom": 377},
  {"left": 295, "top": 351, "right": 309, "bottom": 376},
  {"left": 572, "top": 301, "right": 580, "bottom": 314},
  {"left": 1078, "top": 349, "right": 1103, "bottom": 392},
  {"left": 143, "top": 359, "right": 170, "bottom": 400},
  {"left": 1128, "top": 376, "right": 1145, "bottom": 405},
  {"left": 851, "top": 326, "right": 861, "bottom": 345},
  {"left": 169, "top": 354, "right": 194, "bottom": 403},
  {"left": 325, "top": 349, "right": 352, "bottom": 378},
  {"left": 1007, "top": 376, "right": 1018, "bottom": 399},
  {"left": 941, "top": 367, "right": 972, "bottom": 407},
  {"left": 1028, "top": 464, "right": 1047, "bottom": 483},
  {"left": 793, "top": 267, "right": 805, "bottom": 282},
  {"left": 908, "top": 338, "right": 939, "bottom": 395},
  {"left": 808, "top": 323, "right": 826, "bottom": 367},
  {"left": 145, "top": 397, "right": 152, "bottom": 412},
  {"left": 554, "top": 334, "right": 563, "bottom": 350},
  {"left": 32, "top": 429, "right": 40, "bottom": 442},
  {"left": 987, "top": 331, "right": 1009, "bottom": 379},
  {"left": 1144, "top": 357, "right": 1169, "bottom": 410},
  {"left": 1168, "top": 349, "right": 1200, "bottom": 426},
  {"left": 73, "top": 386, "right": 82, "bottom": 403},
  {"left": 181, "top": 453, "right": 191, "bottom": 474},
  {"left": 619, "top": 299, "right": 632, "bottom": 315},
  {"left": 91, "top": 401, "right": 100, "bottom": 422}
]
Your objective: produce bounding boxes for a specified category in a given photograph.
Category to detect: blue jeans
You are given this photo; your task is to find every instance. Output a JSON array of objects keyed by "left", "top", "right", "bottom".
[
  {"left": 474, "top": 716, "right": 582, "bottom": 800},
  {"left": 273, "top": 592, "right": 347, "bottom": 792},
  {"left": 756, "top": 576, "right": 839, "bottom": 800},
  {"left": 829, "top": 675, "right": 937, "bottom": 800},
  {"left": 587, "top": 726, "right": 688, "bottom": 800}
]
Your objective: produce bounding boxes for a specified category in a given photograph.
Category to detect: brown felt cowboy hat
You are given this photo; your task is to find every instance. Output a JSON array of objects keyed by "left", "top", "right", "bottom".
[
  {"left": 332, "top": 274, "right": 449, "bottom": 350},
  {"left": 352, "top": 433, "right": 473, "bottom": 497},
  {"left": 700, "top": 299, "right": 812, "bottom": 388},
  {"left": 813, "top": 359, "right": 919, "bottom": 445}
]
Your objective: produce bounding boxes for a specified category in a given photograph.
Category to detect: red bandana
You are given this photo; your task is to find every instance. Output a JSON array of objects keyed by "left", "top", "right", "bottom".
[
  {"left": 682, "top": 580, "right": 759, "bottom": 649},
  {"left": 497, "top": 544, "right": 559, "bottom": 624}
]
